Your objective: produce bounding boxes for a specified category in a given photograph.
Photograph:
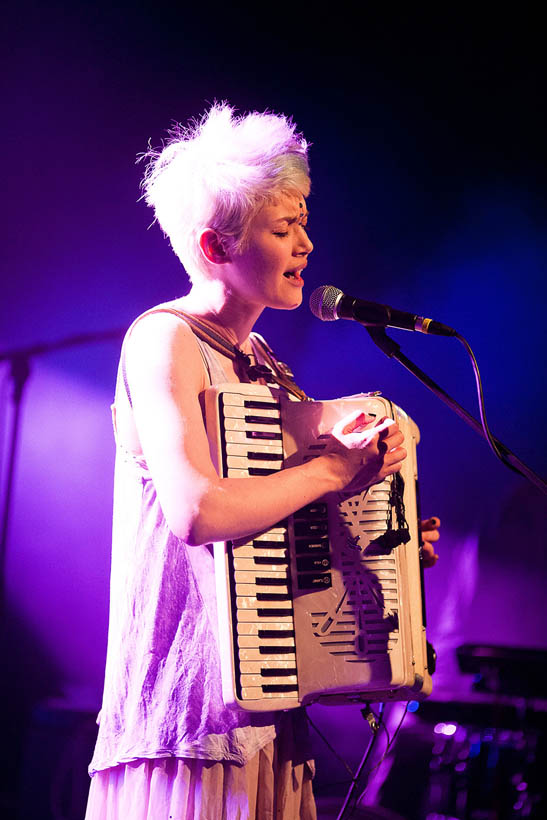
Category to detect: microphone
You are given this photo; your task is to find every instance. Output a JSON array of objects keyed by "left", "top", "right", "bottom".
[{"left": 309, "top": 285, "right": 456, "bottom": 336}]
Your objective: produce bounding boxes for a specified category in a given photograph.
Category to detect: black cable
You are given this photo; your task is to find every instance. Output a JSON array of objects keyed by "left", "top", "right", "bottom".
[
  {"left": 455, "top": 332, "right": 521, "bottom": 475},
  {"left": 336, "top": 705, "right": 386, "bottom": 820},
  {"left": 361, "top": 701, "right": 409, "bottom": 789}
]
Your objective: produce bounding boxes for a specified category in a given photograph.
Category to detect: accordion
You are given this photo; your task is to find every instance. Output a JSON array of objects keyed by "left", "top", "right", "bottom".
[{"left": 204, "top": 383, "right": 433, "bottom": 712}]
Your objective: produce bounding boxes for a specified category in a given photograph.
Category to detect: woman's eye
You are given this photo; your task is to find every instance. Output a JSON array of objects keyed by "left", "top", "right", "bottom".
[{"left": 273, "top": 231, "right": 289, "bottom": 237}]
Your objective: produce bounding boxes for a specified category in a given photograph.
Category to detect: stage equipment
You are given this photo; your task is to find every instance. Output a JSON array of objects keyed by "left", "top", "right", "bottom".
[{"left": 310, "top": 285, "right": 547, "bottom": 495}]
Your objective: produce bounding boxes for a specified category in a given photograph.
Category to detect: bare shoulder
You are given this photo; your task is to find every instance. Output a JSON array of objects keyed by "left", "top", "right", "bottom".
[{"left": 125, "top": 307, "right": 207, "bottom": 397}]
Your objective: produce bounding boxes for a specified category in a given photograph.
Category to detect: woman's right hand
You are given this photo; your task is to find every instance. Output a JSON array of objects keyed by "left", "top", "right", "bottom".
[{"left": 321, "top": 412, "right": 407, "bottom": 493}]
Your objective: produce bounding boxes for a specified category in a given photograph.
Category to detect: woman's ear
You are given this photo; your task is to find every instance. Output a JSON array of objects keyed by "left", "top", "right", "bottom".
[{"left": 199, "top": 229, "right": 231, "bottom": 264}]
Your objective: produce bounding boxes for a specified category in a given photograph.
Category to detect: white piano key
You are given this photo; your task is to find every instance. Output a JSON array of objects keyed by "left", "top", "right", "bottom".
[
  {"left": 237, "top": 622, "right": 295, "bottom": 635},
  {"left": 223, "top": 405, "right": 281, "bottom": 420},
  {"left": 222, "top": 393, "right": 279, "bottom": 407},
  {"left": 241, "top": 674, "right": 298, "bottom": 687},
  {"left": 232, "top": 535, "right": 287, "bottom": 552},
  {"left": 233, "top": 551, "right": 288, "bottom": 564},
  {"left": 226, "top": 442, "right": 283, "bottom": 456},
  {"left": 225, "top": 429, "right": 281, "bottom": 444},
  {"left": 240, "top": 659, "right": 296, "bottom": 673},
  {"left": 227, "top": 455, "right": 282, "bottom": 471},
  {"left": 238, "top": 635, "right": 296, "bottom": 648},
  {"left": 240, "top": 687, "right": 297, "bottom": 700},
  {"left": 236, "top": 609, "right": 293, "bottom": 622},
  {"left": 224, "top": 418, "right": 281, "bottom": 434},
  {"left": 239, "top": 648, "right": 296, "bottom": 661}
]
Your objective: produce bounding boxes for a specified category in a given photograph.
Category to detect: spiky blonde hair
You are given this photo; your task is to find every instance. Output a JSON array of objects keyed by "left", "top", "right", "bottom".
[{"left": 140, "top": 102, "right": 311, "bottom": 282}]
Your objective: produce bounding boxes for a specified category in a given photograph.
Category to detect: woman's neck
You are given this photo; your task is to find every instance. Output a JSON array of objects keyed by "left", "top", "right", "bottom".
[{"left": 176, "top": 280, "right": 263, "bottom": 347}]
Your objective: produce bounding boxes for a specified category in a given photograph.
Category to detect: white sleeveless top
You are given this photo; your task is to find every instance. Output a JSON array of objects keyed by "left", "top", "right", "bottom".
[{"left": 89, "top": 313, "right": 279, "bottom": 775}]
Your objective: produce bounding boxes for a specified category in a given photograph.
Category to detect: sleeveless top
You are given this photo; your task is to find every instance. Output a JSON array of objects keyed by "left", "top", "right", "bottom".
[{"left": 89, "top": 311, "right": 279, "bottom": 775}]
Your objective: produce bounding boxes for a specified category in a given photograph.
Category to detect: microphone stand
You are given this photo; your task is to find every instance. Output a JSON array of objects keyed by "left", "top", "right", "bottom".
[
  {"left": 366, "top": 327, "right": 546, "bottom": 495},
  {"left": 0, "top": 328, "right": 126, "bottom": 618}
]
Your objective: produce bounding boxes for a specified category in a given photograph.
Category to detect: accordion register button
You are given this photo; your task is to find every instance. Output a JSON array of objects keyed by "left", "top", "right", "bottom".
[
  {"left": 296, "top": 555, "right": 331, "bottom": 572},
  {"left": 294, "top": 539, "right": 330, "bottom": 554},
  {"left": 294, "top": 521, "right": 328, "bottom": 537},
  {"left": 297, "top": 573, "right": 332, "bottom": 590}
]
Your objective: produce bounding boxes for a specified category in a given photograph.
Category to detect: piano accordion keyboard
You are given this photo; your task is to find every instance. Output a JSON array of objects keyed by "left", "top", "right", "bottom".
[{"left": 206, "top": 384, "right": 431, "bottom": 711}]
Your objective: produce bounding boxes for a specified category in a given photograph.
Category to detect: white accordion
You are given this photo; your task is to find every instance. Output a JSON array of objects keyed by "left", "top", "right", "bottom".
[{"left": 204, "top": 384, "right": 433, "bottom": 712}]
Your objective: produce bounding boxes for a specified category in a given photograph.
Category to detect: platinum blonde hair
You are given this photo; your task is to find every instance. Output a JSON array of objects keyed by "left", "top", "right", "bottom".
[{"left": 140, "top": 102, "right": 311, "bottom": 282}]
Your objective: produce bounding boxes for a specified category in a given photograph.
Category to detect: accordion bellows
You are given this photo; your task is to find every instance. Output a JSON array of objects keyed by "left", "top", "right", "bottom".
[{"left": 204, "top": 384, "right": 433, "bottom": 712}]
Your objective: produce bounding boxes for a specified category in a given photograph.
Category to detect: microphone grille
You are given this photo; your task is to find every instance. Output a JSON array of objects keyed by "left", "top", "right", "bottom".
[{"left": 309, "top": 285, "right": 343, "bottom": 321}]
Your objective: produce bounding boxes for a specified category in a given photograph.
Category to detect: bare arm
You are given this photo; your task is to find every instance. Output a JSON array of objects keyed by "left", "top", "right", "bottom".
[{"left": 125, "top": 313, "right": 406, "bottom": 546}]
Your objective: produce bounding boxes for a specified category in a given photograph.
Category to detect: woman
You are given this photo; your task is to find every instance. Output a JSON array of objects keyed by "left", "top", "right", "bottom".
[{"left": 86, "top": 103, "right": 439, "bottom": 819}]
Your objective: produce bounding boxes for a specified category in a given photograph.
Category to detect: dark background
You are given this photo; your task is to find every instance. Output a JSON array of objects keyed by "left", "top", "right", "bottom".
[{"left": 2, "top": 3, "right": 546, "bottom": 817}]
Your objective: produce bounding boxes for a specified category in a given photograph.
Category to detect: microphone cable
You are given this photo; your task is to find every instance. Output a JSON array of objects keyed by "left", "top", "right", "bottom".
[{"left": 310, "top": 285, "right": 527, "bottom": 480}]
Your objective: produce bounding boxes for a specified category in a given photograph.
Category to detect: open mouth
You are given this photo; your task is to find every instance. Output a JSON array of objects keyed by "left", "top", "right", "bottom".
[{"left": 283, "top": 270, "right": 303, "bottom": 280}]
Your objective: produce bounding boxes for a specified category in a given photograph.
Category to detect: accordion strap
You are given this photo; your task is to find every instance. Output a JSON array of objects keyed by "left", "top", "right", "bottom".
[{"left": 137, "top": 307, "right": 309, "bottom": 401}]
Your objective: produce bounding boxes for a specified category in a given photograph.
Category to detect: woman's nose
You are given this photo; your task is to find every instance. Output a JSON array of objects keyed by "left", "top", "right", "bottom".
[{"left": 296, "top": 229, "right": 313, "bottom": 255}]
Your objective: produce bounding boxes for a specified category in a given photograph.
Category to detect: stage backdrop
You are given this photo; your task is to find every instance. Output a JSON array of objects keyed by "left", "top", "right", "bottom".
[{"left": 2, "top": 3, "right": 546, "bottom": 804}]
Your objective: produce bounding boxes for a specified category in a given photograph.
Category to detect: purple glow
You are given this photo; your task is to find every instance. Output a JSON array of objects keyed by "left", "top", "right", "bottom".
[
  {"left": 6, "top": 365, "right": 114, "bottom": 707},
  {"left": 434, "top": 722, "right": 458, "bottom": 736}
]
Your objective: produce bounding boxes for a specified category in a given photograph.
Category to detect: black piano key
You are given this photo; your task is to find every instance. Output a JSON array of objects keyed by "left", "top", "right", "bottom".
[
  {"left": 246, "top": 430, "right": 282, "bottom": 440},
  {"left": 253, "top": 556, "right": 288, "bottom": 565},
  {"left": 257, "top": 608, "right": 293, "bottom": 618},
  {"left": 261, "top": 667, "right": 297, "bottom": 678},
  {"left": 252, "top": 539, "right": 287, "bottom": 548},
  {"left": 255, "top": 577, "right": 288, "bottom": 586},
  {"left": 258, "top": 629, "right": 295, "bottom": 639},
  {"left": 255, "top": 592, "right": 291, "bottom": 601},
  {"left": 244, "top": 415, "right": 280, "bottom": 426},
  {"left": 262, "top": 684, "right": 298, "bottom": 693},
  {"left": 247, "top": 451, "right": 284, "bottom": 461},
  {"left": 243, "top": 400, "right": 281, "bottom": 410}
]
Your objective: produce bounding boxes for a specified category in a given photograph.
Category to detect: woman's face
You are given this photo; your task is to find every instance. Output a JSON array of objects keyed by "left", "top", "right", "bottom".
[{"left": 223, "top": 192, "right": 313, "bottom": 311}]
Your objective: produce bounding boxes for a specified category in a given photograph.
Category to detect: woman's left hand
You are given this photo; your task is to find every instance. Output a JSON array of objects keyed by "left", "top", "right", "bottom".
[{"left": 420, "top": 516, "right": 440, "bottom": 568}]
